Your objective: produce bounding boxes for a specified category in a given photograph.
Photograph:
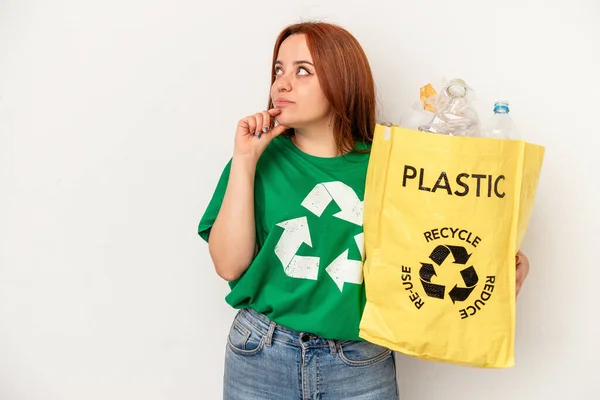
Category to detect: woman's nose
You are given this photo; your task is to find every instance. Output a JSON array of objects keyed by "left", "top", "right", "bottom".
[{"left": 277, "top": 75, "right": 292, "bottom": 92}]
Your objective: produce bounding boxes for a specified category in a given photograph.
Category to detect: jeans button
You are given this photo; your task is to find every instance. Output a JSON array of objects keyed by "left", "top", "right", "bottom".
[{"left": 301, "top": 334, "right": 310, "bottom": 342}]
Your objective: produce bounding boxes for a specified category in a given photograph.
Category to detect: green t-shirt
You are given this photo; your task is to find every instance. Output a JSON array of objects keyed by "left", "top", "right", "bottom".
[{"left": 198, "top": 135, "right": 371, "bottom": 340}]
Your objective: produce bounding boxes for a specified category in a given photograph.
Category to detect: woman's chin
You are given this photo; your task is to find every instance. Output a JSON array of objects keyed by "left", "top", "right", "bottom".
[{"left": 275, "top": 116, "right": 296, "bottom": 128}]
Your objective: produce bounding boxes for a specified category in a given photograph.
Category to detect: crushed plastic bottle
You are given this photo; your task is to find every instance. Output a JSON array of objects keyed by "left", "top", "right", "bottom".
[
  {"left": 482, "top": 101, "right": 521, "bottom": 140},
  {"left": 418, "top": 78, "right": 481, "bottom": 137}
]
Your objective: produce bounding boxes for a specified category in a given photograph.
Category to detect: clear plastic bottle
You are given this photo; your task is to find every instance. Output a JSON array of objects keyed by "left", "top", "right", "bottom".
[
  {"left": 418, "top": 78, "right": 481, "bottom": 137},
  {"left": 482, "top": 101, "right": 521, "bottom": 140}
]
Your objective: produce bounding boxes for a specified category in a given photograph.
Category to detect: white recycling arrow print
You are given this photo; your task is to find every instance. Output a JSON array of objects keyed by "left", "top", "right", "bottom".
[
  {"left": 325, "top": 233, "right": 365, "bottom": 291},
  {"left": 301, "top": 181, "right": 363, "bottom": 226},
  {"left": 274, "top": 181, "right": 365, "bottom": 290},
  {"left": 274, "top": 216, "right": 320, "bottom": 280},
  {"left": 353, "top": 232, "right": 365, "bottom": 261}
]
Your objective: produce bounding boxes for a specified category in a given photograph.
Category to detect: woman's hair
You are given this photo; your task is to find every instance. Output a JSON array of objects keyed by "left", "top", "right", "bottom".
[{"left": 268, "top": 22, "right": 376, "bottom": 154}]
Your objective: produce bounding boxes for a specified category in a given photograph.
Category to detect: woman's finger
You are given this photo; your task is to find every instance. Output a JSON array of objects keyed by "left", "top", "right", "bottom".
[
  {"left": 267, "top": 108, "right": 281, "bottom": 117},
  {"left": 254, "top": 113, "right": 264, "bottom": 138},
  {"left": 246, "top": 115, "right": 257, "bottom": 136},
  {"left": 268, "top": 123, "right": 287, "bottom": 138},
  {"left": 260, "top": 111, "right": 271, "bottom": 135}
]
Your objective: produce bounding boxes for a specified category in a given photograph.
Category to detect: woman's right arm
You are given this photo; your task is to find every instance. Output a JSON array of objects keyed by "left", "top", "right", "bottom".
[
  {"left": 208, "top": 155, "right": 258, "bottom": 281},
  {"left": 208, "top": 108, "right": 286, "bottom": 281}
]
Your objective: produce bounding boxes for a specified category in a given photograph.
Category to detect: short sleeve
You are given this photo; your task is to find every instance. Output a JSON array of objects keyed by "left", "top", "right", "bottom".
[{"left": 198, "top": 159, "right": 232, "bottom": 242}]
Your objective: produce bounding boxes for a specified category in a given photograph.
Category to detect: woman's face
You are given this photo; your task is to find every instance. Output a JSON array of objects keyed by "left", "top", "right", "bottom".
[{"left": 270, "top": 34, "right": 332, "bottom": 130}]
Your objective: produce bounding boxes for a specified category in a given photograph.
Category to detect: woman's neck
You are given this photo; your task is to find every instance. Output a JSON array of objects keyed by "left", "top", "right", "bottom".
[{"left": 292, "top": 123, "right": 340, "bottom": 158}]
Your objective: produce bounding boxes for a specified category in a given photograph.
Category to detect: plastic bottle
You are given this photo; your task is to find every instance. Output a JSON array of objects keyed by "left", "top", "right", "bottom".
[
  {"left": 482, "top": 101, "right": 521, "bottom": 140},
  {"left": 418, "top": 78, "right": 481, "bottom": 137}
]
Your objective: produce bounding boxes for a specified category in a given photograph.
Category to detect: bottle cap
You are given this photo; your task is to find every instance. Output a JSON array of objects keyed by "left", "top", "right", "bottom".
[{"left": 493, "top": 101, "right": 510, "bottom": 113}]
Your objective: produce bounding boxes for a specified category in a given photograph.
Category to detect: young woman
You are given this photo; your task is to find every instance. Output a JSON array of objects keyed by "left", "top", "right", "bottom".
[{"left": 198, "top": 22, "right": 530, "bottom": 400}]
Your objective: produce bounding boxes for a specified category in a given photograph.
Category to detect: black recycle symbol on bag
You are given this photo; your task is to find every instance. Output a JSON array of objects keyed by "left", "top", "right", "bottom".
[{"left": 419, "top": 245, "right": 478, "bottom": 303}]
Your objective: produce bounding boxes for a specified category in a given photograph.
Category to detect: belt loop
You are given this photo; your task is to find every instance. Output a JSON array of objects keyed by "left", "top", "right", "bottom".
[
  {"left": 328, "top": 339, "right": 337, "bottom": 354},
  {"left": 266, "top": 321, "right": 276, "bottom": 347}
]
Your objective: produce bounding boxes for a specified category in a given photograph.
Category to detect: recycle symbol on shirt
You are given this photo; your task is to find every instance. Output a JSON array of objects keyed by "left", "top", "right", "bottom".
[{"left": 273, "top": 181, "right": 364, "bottom": 292}]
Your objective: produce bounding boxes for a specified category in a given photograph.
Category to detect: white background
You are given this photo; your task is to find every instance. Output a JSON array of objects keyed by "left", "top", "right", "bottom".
[{"left": 1, "top": 0, "right": 599, "bottom": 399}]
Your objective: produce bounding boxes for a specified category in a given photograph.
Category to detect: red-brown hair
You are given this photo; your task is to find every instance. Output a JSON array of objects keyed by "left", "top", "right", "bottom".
[{"left": 268, "top": 22, "right": 376, "bottom": 154}]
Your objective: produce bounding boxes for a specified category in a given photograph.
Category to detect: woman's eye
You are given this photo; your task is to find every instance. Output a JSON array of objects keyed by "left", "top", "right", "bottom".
[
  {"left": 274, "top": 67, "right": 283, "bottom": 75},
  {"left": 297, "top": 67, "right": 311, "bottom": 76}
]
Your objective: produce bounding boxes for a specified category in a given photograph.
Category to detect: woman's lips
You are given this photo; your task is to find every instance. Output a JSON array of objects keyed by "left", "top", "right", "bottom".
[{"left": 274, "top": 99, "right": 294, "bottom": 107}]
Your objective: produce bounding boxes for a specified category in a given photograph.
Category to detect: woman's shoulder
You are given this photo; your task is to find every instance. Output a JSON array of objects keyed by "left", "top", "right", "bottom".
[{"left": 354, "top": 140, "right": 372, "bottom": 153}]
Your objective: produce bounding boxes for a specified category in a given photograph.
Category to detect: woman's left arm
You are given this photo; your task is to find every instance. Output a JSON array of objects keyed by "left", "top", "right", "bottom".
[{"left": 516, "top": 250, "right": 530, "bottom": 297}]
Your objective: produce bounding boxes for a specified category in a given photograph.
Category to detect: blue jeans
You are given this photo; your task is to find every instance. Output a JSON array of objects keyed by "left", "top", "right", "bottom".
[{"left": 224, "top": 308, "right": 399, "bottom": 400}]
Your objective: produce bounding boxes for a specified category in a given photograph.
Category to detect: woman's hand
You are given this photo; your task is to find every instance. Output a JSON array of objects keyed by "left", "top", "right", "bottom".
[
  {"left": 516, "top": 250, "right": 530, "bottom": 297},
  {"left": 234, "top": 108, "right": 287, "bottom": 161}
]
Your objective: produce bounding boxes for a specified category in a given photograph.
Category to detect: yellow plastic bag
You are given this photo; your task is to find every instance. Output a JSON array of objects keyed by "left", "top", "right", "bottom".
[{"left": 359, "top": 124, "right": 545, "bottom": 368}]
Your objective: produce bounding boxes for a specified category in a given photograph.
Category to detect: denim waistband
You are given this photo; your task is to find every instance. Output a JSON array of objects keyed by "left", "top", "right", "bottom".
[{"left": 236, "top": 307, "right": 339, "bottom": 352}]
